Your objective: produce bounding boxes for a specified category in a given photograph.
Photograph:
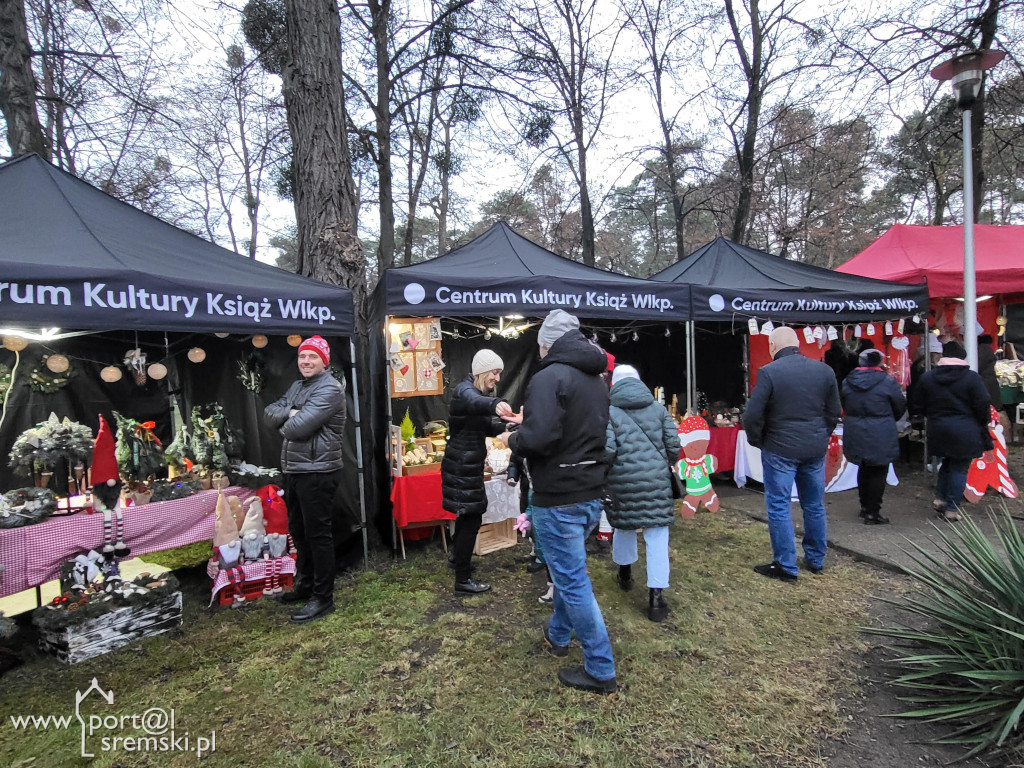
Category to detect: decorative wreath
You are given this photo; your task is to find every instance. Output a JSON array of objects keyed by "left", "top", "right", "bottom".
[
  {"left": 9, "top": 413, "right": 94, "bottom": 476},
  {"left": 27, "top": 356, "right": 74, "bottom": 393},
  {"left": 0, "top": 487, "right": 59, "bottom": 529},
  {"left": 32, "top": 572, "right": 180, "bottom": 631}
]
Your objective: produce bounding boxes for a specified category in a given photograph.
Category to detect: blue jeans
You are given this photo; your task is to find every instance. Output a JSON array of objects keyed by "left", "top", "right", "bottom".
[
  {"left": 612, "top": 526, "right": 670, "bottom": 589},
  {"left": 532, "top": 498, "right": 615, "bottom": 681},
  {"left": 936, "top": 457, "right": 971, "bottom": 511},
  {"left": 761, "top": 451, "right": 827, "bottom": 576}
]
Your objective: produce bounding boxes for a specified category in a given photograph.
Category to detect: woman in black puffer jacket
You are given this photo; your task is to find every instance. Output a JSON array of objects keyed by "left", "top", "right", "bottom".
[
  {"left": 442, "top": 349, "right": 512, "bottom": 595},
  {"left": 603, "top": 365, "right": 678, "bottom": 622},
  {"left": 841, "top": 348, "right": 906, "bottom": 525}
]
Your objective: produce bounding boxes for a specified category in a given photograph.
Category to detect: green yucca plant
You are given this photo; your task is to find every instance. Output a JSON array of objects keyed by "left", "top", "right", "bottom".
[{"left": 867, "top": 506, "right": 1024, "bottom": 760}]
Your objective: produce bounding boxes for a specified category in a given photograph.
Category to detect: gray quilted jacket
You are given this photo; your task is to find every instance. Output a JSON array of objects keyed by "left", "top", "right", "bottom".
[
  {"left": 264, "top": 370, "right": 347, "bottom": 473},
  {"left": 603, "top": 377, "right": 678, "bottom": 529}
]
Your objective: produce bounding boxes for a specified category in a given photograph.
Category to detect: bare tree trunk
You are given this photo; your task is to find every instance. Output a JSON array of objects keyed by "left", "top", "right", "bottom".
[
  {"left": 726, "top": 0, "right": 761, "bottom": 245},
  {"left": 0, "top": 0, "right": 48, "bottom": 158},
  {"left": 370, "top": 0, "right": 396, "bottom": 277}
]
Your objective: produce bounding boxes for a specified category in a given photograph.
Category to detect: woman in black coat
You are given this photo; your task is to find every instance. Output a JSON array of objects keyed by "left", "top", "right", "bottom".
[
  {"left": 441, "top": 349, "right": 513, "bottom": 595},
  {"left": 841, "top": 349, "right": 906, "bottom": 525},
  {"left": 912, "top": 341, "right": 994, "bottom": 521}
]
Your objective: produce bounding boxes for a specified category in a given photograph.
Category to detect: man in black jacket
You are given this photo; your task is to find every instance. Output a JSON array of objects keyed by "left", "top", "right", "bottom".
[
  {"left": 500, "top": 310, "right": 616, "bottom": 694},
  {"left": 744, "top": 326, "right": 840, "bottom": 582},
  {"left": 264, "top": 335, "right": 347, "bottom": 623}
]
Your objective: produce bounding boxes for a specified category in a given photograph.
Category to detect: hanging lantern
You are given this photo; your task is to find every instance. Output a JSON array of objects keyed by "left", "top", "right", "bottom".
[
  {"left": 251, "top": 335, "right": 268, "bottom": 349},
  {"left": 147, "top": 362, "right": 168, "bottom": 380},
  {"left": 45, "top": 354, "right": 70, "bottom": 373},
  {"left": 2, "top": 336, "right": 28, "bottom": 352},
  {"left": 287, "top": 334, "right": 303, "bottom": 347},
  {"left": 187, "top": 347, "right": 207, "bottom": 363},
  {"left": 214, "top": 333, "right": 229, "bottom": 338},
  {"left": 100, "top": 366, "right": 123, "bottom": 383}
]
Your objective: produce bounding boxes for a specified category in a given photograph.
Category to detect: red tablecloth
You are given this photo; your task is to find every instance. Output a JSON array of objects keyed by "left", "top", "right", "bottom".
[
  {"left": 0, "top": 487, "right": 252, "bottom": 598},
  {"left": 677, "top": 426, "right": 739, "bottom": 474},
  {"left": 390, "top": 473, "right": 455, "bottom": 528}
]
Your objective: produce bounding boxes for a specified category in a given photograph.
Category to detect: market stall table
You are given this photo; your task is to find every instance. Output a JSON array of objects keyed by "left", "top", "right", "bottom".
[
  {"left": 733, "top": 430, "right": 897, "bottom": 494},
  {"left": 708, "top": 426, "right": 740, "bottom": 473},
  {"left": 0, "top": 487, "right": 252, "bottom": 600},
  {"left": 390, "top": 472, "right": 454, "bottom": 559}
]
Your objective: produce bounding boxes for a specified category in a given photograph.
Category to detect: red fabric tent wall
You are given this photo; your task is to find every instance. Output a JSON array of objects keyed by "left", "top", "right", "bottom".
[{"left": 837, "top": 224, "right": 1024, "bottom": 299}]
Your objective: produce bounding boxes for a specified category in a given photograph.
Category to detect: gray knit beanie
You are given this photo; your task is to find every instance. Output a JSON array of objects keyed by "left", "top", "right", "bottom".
[{"left": 537, "top": 309, "right": 579, "bottom": 348}]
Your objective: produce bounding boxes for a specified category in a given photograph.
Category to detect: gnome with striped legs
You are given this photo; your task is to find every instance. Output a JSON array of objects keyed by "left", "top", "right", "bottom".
[{"left": 92, "top": 416, "right": 130, "bottom": 564}]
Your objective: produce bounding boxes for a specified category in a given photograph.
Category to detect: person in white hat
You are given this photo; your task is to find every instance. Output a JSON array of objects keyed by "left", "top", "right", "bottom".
[{"left": 442, "top": 349, "right": 516, "bottom": 595}]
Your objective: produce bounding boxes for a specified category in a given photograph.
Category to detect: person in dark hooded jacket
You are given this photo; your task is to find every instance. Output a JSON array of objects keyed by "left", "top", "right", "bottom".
[
  {"left": 500, "top": 309, "right": 616, "bottom": 695},
  {"left": 841, "top": 349, "right": 906, "bottom": 525},
  {"left": 603, "top": 364, "right": 677, "bottom": 622},
  {"left": 912, "top": 341, "right": 994, "bottom": 521}
]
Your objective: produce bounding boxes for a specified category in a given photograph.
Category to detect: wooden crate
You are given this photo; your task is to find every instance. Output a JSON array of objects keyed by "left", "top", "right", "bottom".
[
  {"left": 402, "top": 462, "right": 441, "bottom": 477},
  {"left": 36, "top": 592, "right": 182, "bottom": 664},
  {"left": 473, "top": 518, "right": 517, "bottom": 556}
]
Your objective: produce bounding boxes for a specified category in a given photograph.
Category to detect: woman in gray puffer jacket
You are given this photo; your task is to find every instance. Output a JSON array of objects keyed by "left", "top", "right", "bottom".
[{"left": 604, "top": 365, "right": 678, "bottom": 622}]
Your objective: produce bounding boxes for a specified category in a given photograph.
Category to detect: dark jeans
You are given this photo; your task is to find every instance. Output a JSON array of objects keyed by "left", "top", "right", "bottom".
[
  {"left": 284, "top": 471, "right": 341, "bottom": 601},
  {"left": 452, "top": 512, "right": 483, "bottom": 582},
  {"left": 857, "top": 463, "right": 889, "bottom": 516},
  {"left": 937, "top": 457, "right": 972, "bottom": 512}
]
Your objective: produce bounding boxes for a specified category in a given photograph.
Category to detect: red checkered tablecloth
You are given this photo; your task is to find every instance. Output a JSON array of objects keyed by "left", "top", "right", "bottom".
[{"left": 0, "top": 487, "right": 253, "bottom": 598}]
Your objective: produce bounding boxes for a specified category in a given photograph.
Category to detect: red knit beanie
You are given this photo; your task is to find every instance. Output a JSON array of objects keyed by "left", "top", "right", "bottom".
[{"left": 298, "top": 335, "right": 330, "bottom": 365}]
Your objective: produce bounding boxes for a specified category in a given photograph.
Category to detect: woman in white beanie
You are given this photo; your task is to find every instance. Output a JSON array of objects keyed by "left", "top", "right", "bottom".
[{"left": 442, "top": 348, "right": 515, "bottom": 595}]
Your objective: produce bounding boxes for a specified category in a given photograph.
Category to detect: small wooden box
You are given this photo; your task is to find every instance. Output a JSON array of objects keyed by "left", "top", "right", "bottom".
[
  {"left": 36, "top": 592, "right": 183, "bottom": 664},
  {"left": 474, "top": 518, "right": 517, "bottom": 556},
  {"left": 402, "top": 462, "right": 441, "bottom": 477}
]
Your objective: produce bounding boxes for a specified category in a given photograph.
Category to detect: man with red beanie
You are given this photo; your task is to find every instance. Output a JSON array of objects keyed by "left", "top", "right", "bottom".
[{"left": 264, "top": 335, "right": 347, "bottom": 622}]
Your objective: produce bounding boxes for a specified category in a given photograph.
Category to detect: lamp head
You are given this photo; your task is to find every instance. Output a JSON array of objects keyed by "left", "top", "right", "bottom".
[{"left": 930, "top": 50, "right": 1006, "bottom": 110}]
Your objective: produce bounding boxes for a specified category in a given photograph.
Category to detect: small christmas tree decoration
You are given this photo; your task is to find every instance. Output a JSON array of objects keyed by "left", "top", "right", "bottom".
[
  {"left": 111, "top": 411, "right": 165, "bottom": 484},
  {"left": 189, "top": 403, "right": 239, "bottom": 472}
]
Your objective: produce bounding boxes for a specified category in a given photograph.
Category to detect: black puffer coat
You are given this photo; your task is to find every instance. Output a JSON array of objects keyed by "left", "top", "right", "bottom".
[
  {"left": 744, "top": 346, "right": 841, "bottom": 461},
  {"left": 441, "top": 375, "right": 504, "bottom": 517},
  {"left": 913, "top": 361, "right": 993, "bottom": 460},
  {"left": 264, "top": 371, "right": 346, "bottom": 472},
  {"left": 508, "top": 329, "right": 609, "bottom": 507},
  {"left": 841, "top": 367, "right": 906, "bottom": 466},
  {"left": 604, "top": 377, "right": 678, "bottom": 530}
]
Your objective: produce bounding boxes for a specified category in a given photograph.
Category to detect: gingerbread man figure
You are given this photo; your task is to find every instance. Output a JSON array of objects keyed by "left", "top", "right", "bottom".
[{"left": 676, "top": 416, "right": 719, "bottom": 518}]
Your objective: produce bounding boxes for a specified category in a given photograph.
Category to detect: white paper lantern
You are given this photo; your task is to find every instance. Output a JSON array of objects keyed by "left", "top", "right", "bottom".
[
  {"left": 214, "top": 333, "right": 229, "bottom": 338},
  {"left": 2, "top": 336, "right": 28, "bottom": 352},
  {"left": 148, "top": 362, "right": 168, "bottom": 380},
  {"left": 187, "top": 347, "right": 207, "bottom": 363},
  {"left": 45, "top": 354, "right": 69, "bottom": 373},
  {"left": 287, "top": 334, "right": 303, "bottom": 347},
  {"left": 251, "top": 335, "right": 268, "bottom": 349},
  {"left": 100, "top": 366, "right": 123, "bottom": 383}
]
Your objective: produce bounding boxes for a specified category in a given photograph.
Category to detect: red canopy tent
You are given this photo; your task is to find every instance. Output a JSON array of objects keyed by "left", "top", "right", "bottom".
[{"left": 837, "top": 224, "right": 1024, "bottom": 299}]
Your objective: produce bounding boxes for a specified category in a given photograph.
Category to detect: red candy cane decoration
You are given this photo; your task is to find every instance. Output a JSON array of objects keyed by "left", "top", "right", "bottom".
[{"left": 965, "top": 406, "right": 1019, "bottom": 502}]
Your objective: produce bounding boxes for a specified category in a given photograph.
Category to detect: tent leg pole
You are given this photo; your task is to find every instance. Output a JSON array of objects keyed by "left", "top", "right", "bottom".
[
  {"left": 686, "top": 321, "right": 695, "bottom": 414},
  {"left": 350, "top": 338, "right": 369, "bottom": 571},
  {"left": 384, "top": 315, "right": 397, "bottom": 553},
  {"left": 742, "top": 334, "right": 750, "bottom": 400}
]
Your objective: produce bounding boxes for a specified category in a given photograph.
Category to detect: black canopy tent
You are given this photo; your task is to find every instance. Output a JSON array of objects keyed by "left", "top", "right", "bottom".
[
  {"left": 651, "top": 237, "right": 931, "bottom": 404},
  {"left": 0, "top": 154, "right": 368, "bottom": 566},
  {"left": 368, "top": 222, "right": 694, "bottom": 538}
]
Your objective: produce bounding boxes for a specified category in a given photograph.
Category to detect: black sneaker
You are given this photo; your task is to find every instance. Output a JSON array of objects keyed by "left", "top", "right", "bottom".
[
  {"left": 289, "top": 597, "right": 335, "bottom": 624},
  {"left": 863, "top": 513, "right": 890, "bottom": 525},
  {"left": 557, "top": 666, "right": 617, "bottom": 694},
  {"left": 542, "top": 620, "right": 569, "bottom": 657},
  {"left": 454, "top": 579, "right": 491, "bottom": 596},
  {"left": 800, "top": 558, "right": 824, "bottom": 575},
  {"left": 753, "top": 562, "right": 797, "bottom": 583},
  {"left": 525, "top": 559, "right": 547, "bottom": 574}
]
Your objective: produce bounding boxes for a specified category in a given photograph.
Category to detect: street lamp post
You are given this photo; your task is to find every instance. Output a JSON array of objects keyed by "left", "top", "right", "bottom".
[{"left": 930, "top": 49, "right": 1005, "bottom": 372}]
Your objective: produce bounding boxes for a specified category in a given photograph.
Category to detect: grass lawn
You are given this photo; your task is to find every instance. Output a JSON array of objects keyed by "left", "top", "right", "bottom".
[{"left": 1, "top": 509, "right": 880, "bottom": 767}]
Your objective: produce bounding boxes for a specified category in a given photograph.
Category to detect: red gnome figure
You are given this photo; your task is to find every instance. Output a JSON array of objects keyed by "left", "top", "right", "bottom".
[{"left": 676, "top": 416, "right": 719, "bottom": 518}]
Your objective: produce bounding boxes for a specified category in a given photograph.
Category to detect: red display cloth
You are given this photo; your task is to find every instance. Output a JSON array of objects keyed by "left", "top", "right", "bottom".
[
  {"left": 206, "top": 556, "right": 296, "bottom": 604},
  {"left": 390, "top": 473, "right": 455, "bottom": 528},
  {"left": 0, "top": 487, "right": 252, "bottom": 598},
  {"left": 707, "top": 427, "right": 739, "bottom": 473}
]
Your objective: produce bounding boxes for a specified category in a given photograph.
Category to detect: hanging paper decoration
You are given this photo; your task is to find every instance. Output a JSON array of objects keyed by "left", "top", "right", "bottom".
[
  {"left": 2, "top": 336, "right": 28, "bottom": 352},
  {"left": 100, "top": 366, "right": 123, "bottom": 383},
  {"left": 45, "top": 354, "right": 69, "bottom": 373},
  {"left": 760, "top": 320, "right": 774, "bottom": 335},
  {"left": 187, "top": 347, "right": 206, "bottom": 363},
  {"left": 748, "top": 318, "right": 759, "bottom": 335},
  {"left": 215, "top": 333, "right": 230, "bottom": 338},
  {"left": 123, "top": 348, "right": 147, "bottom": 386},
  {"left": 889, "top": 335, "right": 911, "bottom": 387},
  {"left": 286, "top": 334, "right": 302, "bottom": 347},
  {"left": 147, "top": 362, "right": 168, "bottom": 380},
  {"left": 28, "top": 356, "right": 74, "bottom": 393},
  {"left": 251, "top": 335, "right": 268, "bottom": 349}
]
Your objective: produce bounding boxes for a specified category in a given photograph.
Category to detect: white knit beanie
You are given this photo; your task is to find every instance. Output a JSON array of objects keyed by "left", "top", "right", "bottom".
[
  {"left": 537, "top": 309, "right": 580, "bottom": 348},
  {"left": 610, "top": 364, "right": 640, "bottom": 387},
  {"left": 471, "top": 349, "right": 504, "bottom": 376}
]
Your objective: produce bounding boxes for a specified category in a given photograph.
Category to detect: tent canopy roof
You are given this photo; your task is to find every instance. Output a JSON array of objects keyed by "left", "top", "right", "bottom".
[
  {"left": 652, "top": 237, "right": 929, "bottom": 322},
  {"left": 374, "top": 221, "right": 690, "bottom": 321},
  {"left": 836, "top": 223, "right": 1024, "bottom": 299},
  {"left": 0, "top": 154, "right": 353, "bottom": 335}
]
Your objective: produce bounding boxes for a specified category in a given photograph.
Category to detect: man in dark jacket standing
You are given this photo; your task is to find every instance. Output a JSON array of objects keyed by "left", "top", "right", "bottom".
[
  {"left": 500, "top": 310, "right": 616, "bottom": 694},
  {"left": 264, "top": 335, "right": 347, "bottom": 623},
  {"left": 744, "top": 326, "right": 841, "bottom": 582}
]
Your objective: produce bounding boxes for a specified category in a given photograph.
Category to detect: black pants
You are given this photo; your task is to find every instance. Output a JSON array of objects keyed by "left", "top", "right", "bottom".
[
  {"left": 452, "top": 512, "right": 483, "bottom": 582},
  {"left": 284, "top": 471, "right": 341, "bottom": 601},
  {"left": 857, "top": 463, "right": 888, "bottom": 517}
]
